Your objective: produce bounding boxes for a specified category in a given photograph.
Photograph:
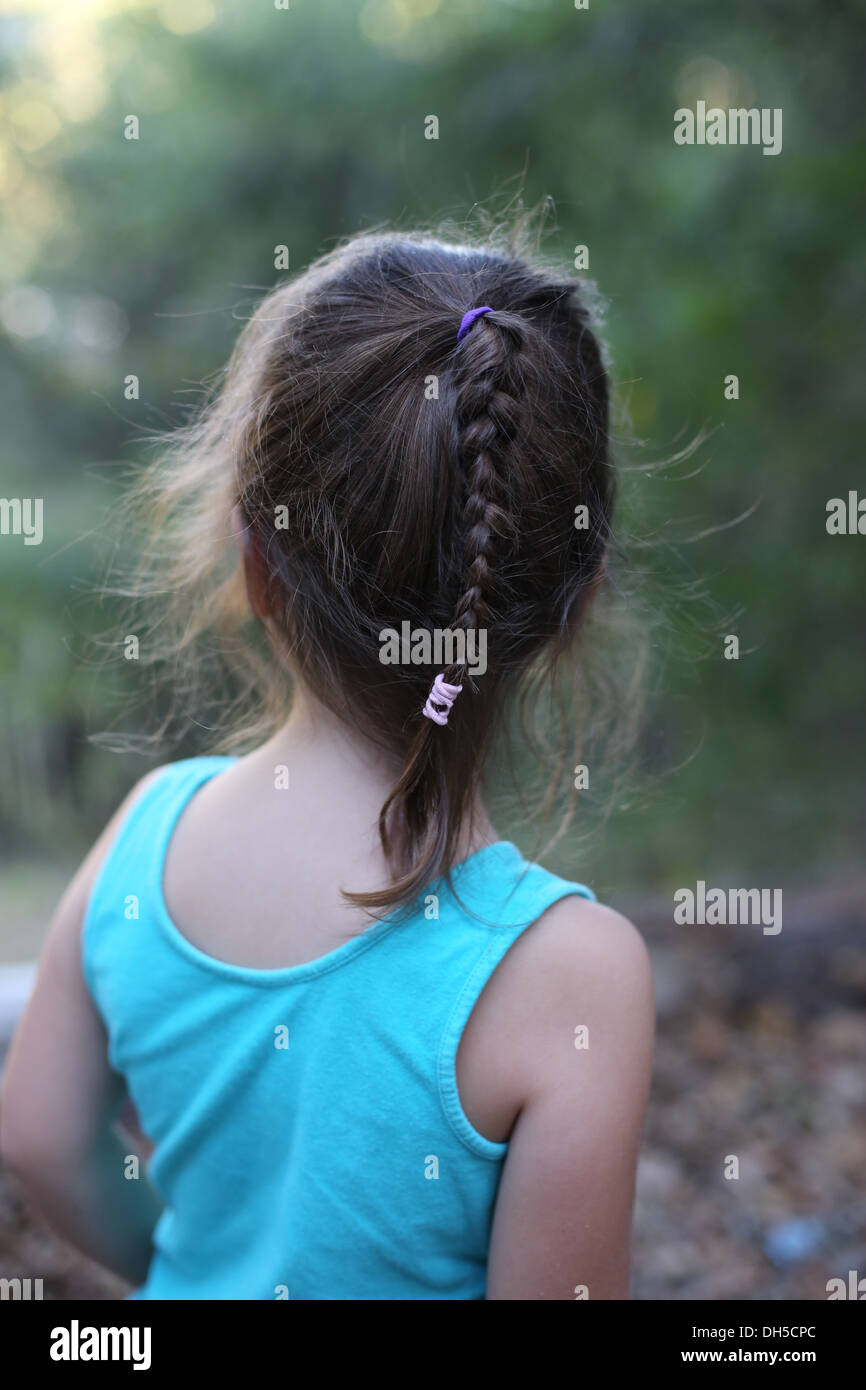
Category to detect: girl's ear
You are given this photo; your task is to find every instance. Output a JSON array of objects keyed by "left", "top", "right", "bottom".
[{"left": 231, "top": 505, "right": 271, "bottom": 621}]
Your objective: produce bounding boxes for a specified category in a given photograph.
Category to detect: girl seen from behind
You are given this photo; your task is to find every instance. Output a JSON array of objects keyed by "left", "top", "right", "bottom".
[{"left": 0, "top": 219, "right": 654, "bottom": 1300}]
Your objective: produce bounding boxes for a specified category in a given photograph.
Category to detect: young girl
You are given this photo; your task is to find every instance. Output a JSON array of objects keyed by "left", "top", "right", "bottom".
[{"left": 0, "top": 226, "right": 653, "bottom": 1300}]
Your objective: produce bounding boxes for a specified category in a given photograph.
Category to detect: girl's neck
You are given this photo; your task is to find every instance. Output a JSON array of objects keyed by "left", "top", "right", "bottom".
[{"left": 259, "top": 682, "right": 499, "bottom": 862}]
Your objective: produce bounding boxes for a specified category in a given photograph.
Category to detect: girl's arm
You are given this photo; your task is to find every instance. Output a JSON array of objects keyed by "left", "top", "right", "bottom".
[
  {"left": 0, "top": 774, "right": 164, "bottom": 1287},
  {"left": 484, "top": 899, "right": 654, "bottom": 1300}
]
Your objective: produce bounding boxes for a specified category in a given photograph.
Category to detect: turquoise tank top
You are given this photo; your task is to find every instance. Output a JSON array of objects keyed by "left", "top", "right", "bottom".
[{"left": 82, "top": 757, "right": 595, "bottom": 1300}]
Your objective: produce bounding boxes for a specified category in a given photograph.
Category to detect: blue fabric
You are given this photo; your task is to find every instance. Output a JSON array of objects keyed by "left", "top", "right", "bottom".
[{"left": 82, "top": 757, "right": 595, "bottom": 1300}]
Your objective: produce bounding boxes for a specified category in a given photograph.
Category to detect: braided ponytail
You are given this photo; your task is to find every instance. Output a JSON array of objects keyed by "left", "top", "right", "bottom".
[
  {"left": 358, "top": 309, "right": 531, "bottom": 914},
  {"left": 437, "top": 308, "right": 523, "bottom": 690}
]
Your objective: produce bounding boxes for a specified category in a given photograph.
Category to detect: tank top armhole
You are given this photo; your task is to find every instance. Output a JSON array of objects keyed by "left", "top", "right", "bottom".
[{"left": 436, "top": 875, "right": 596, "bottom": 1162}]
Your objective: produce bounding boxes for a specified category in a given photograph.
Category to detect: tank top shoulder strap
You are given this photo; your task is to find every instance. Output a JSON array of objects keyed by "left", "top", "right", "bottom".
[
  {"left": 436, "top": 844, "right": 597, "bottom": 1160},
  {"left": 104, "top": 756, "right": 236, "bottom": 884},
  {"left": 82, "top": 757, "right": 237, "bottom": 986}
]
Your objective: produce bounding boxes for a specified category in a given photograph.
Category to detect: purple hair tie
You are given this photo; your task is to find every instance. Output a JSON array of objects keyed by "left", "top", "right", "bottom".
[
  {"left": 457, "top": 305, "right": 494, "bottom": 341},
  {"left": 422, "top": 672, "right": 463, "bottom": 726}
]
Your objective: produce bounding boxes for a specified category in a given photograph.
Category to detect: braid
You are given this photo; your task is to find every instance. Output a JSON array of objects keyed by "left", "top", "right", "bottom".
[
  {"left": 375, "top": 312, "right": 527, "bottom": 874},
  {"left": 442, "top": 311, "right": 524, "bottom": 689}
]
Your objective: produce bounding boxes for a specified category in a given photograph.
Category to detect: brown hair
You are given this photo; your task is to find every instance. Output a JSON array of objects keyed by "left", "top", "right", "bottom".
[{"left": 118, "top": 213, "right": 617, "bottom": 917}]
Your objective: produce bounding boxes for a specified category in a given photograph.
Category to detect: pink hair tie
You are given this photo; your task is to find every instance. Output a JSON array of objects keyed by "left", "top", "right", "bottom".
[{"left": 422, "top": 672, "right": 463, "bottom": 726}]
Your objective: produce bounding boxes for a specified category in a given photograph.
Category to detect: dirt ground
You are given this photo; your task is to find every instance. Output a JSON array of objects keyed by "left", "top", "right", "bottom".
[{"left": 1, "top": 876, "right": 864, "bottom": 1300}]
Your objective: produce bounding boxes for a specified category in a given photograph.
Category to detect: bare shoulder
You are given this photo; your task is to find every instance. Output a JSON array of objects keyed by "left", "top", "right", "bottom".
[
  {"left": 457, "top": 892, "right": 654, "bottom": 1143},
  {"left": 482, "top": 895, "right": 655, "bottom": 1299},
  {"left": 521, "top": 893, "right": 651, "bottom": 977},
  {"left": 488, "top": 893, "right": 653, "bottom": 1032},
  {"left": 529, "top": 896, "right": 652, "bottom": 1062}
]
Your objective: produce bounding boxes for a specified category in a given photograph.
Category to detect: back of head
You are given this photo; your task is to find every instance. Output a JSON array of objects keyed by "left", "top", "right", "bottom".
[{"left": 129, "top": 224, "right": 615, "bottom": 915}]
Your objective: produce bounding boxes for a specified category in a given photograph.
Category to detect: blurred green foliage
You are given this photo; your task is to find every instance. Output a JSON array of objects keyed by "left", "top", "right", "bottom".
[{"left": 1, "top": 0, "right": 864, "bottom": 895}]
